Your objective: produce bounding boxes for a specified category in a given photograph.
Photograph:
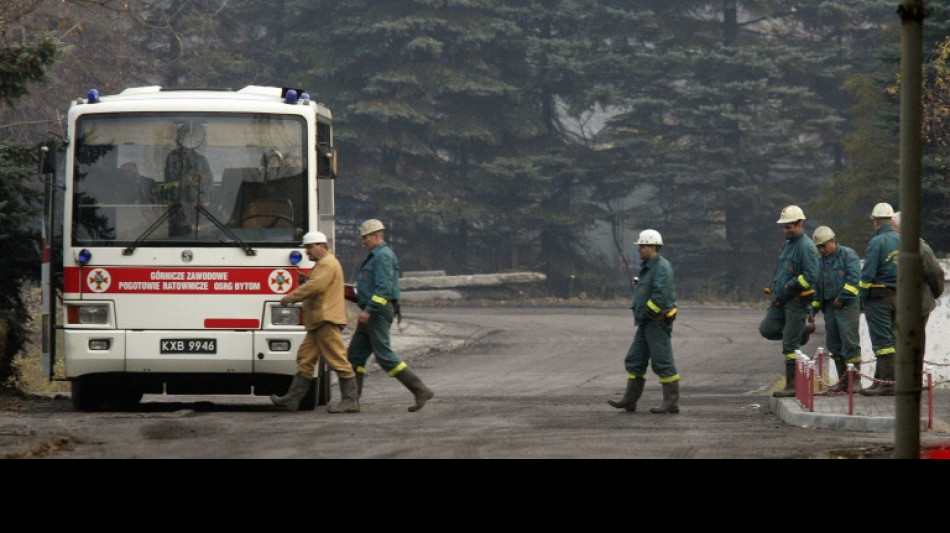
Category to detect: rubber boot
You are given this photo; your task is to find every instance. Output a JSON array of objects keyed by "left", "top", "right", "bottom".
[
  {"left": 394, "top": 367, "right": 434, "bottom": 412},
  {"left": 860, "top": 354, "right": 894, "bottom": 396},
  {"left": 827, "top": 359, "right": 849, "bottom": 393},
  {"left": 608, "top": 378, "right": 645, "bottom": 412},
  {"left": 861, "top": 358, "right": 883, "bottom": 394},
  {"left": 270, "top": 373, "right": 312, "bottom": 411},
  {"left": 355, "top": 372, "right": 365, "bottom": 399},
  {"left": 801, "top": 322, "right": 816, "bottom": 346},
  {"left": 327, "top": 377, "right": 361, "bottom": 413},
  {"left": 650, "top": 381, "right": 680, "bottom": 414},
  {"left": 772, "top": 362, "right": 797, "bottom": 397}
]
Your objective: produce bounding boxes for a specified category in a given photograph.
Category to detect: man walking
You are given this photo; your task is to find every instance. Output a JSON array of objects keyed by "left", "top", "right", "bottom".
[
  {"left": 608, "top": 229, "right": 681, "bottom": 414},
  {"left": 809, "top": 226, "right": 862, "bottom": 393},
  {"left": 759, "top": 205, "right": 820, "bottom": 398},
  {"left": 272, "top": 230, "right": 360, "bottom": 413},
  {"left": 349, "top": 219, "right": 434, "bottom": 412},
  {"left": 859, "top": 203, "right": 900, "bottom": 397}
]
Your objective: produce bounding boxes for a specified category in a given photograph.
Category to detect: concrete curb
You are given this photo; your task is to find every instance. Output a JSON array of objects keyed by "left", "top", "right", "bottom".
[{"left": 769, "top": 396, "right": 937, "bottom": 433}]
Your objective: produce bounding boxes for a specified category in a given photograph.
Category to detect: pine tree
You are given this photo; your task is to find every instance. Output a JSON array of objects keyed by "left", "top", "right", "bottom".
[{"left": 0, "top": 28, "right": 64, "bottom": 390}]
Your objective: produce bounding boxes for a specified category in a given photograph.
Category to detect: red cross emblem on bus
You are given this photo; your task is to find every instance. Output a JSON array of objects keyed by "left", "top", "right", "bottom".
[
  {"left": 269, "top": 269, "right": 293, "bottom": 294},
  {"left": 86, "top": 268, "right": 111, "bottom": 292}
]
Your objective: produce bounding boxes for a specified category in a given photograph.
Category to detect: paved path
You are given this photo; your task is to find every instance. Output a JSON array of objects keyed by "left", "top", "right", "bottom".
[{"left": 392, "top": 314, "right": 950, "bottom": 435}]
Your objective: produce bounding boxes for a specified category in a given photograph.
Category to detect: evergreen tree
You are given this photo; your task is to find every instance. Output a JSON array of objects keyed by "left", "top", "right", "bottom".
[
  {"left": 261, "top": 0, "right": 623, "bottom": 295},
  {"left": 821, "top": 1, "right": 950, "bottom": 253},
  {"left": 0, "top": 27, "right": 64, "bottom": 390},
  {"left": 590, "top": 1, "right": 885, "bottom": 298}
]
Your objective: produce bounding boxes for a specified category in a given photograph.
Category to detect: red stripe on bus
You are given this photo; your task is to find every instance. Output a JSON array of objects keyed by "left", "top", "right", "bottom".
[
  {"left": 204, "top": 318, "right": 260, "bottom": 329},
  {"left": 63, "top": 266, "right": 298, "bottom": 295}
]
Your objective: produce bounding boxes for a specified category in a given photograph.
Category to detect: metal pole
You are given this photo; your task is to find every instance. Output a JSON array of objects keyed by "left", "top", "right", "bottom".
[
  {"left": 895, "top": 0, "right": 926, "bottom": 459},
  {"left": 40, "top": 144, "right": 53, "bottom": 379}
]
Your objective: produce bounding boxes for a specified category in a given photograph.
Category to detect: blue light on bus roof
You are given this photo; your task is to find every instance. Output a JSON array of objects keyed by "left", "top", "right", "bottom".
[
  {"left": 290, "top": 250, "right": 303, "bottom": 265},
  {"left": 87, "top": 89, "right": 100, "bottom": 103},
  {"left": 285, "top": 89, "right": 298, "bottom": 104},
  {"left": 300, "top": 92, "right": 310, "bottom": 102}
]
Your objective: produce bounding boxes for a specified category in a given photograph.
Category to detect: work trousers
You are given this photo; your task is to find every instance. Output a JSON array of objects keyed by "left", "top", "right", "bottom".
[
  {"left": 759, "top": 297, "right": 809, "bottom": 360},
  {"left": 624, "top": 319, "right": 679, "bottom": 382},
  {"left": 297, "top": 321, "right": 355, "bottom": 379},
  {"left": 822, "top": 301, "right": 862, "bottom": 365},
  {"left": 348, "top": 304, "right": 404, "bottom": 374},
  {"left": 864, "top": 293, "right": 896, "bottom": 357}
]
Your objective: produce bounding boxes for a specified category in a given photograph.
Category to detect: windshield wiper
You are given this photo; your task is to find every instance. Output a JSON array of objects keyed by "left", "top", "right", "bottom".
[
  {"left": 123, "top": 203, "right": 182, "bottom": 256},
  {"left": 196, "top": 204, "right": 257, "bottom": 256}
]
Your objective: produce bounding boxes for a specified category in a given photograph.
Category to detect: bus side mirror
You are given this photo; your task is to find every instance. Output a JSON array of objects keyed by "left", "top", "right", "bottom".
[{"left": 317, "top": 145, "right": 337, "bottom": 180}]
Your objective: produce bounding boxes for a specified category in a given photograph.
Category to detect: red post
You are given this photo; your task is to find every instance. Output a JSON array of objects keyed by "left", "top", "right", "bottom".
[
  {"left": 927, "top": 371, "right": 933, "bottom": 430},
  {"left": 847, "top": 366, "right": 854, "bottom": 415}
]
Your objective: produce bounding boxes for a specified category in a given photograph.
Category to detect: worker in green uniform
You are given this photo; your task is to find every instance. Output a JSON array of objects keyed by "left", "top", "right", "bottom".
[
  {"left": 759, "top": 205, "right": 820, "bottom": 398},
  {"left": 348, "top": 219, "right": 434, "bottom": 412},
  {"left": 609, "top": 229, "right": 681, "bottom": 414},
  {"left": 859, "top": 203, "right": 900, "bottom": 397},
  {"left": 808, "top": 226, "right": 862, "bottom": 393}
]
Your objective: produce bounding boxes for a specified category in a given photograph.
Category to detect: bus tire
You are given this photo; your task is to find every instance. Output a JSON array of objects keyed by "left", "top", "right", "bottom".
[{"left": 71, "top": 375, "right": 103, "bottom": 412}]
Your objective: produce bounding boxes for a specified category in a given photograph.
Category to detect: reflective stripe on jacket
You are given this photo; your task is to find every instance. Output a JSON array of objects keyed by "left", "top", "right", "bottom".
[
  {"left": 769, "top": 231, "right": 820, "bottom": 302},
  {"left": 812, "top": 244, "right": 861, "bottom": 312},
  {"left": 356, "top": 241, "right": 400, "bottom": 313},
  {"left": 860, "top": 224, "right": 899, "bottom": 293},
  {"left": 632, "top": 254, "right": 677, "bottom": 325}
]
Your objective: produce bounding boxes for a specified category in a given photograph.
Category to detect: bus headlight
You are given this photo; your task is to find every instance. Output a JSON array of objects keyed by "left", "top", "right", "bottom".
[
  {"left": 67, "top": 304, "right": 110, "bottom": 324},
  {"left": 272, "top": 306, "right": 301, "bottom": 325},
  {"left": 88, "top": 339, "right": 111, "bottom": 351},
  {"left": 269, "top": 340, "right": 291, "bottom": 352}
]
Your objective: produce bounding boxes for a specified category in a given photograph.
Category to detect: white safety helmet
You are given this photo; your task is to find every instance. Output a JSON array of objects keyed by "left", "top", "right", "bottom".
[
  {"left": 776, "top": 205, "right": 806, "bottom": 224},
  {"left": 812, "top": 226, "right": 835, "bottom": 246},
  {"left": 636, "top": 229, "right": 663, "bottom": 246},
  {"left": 359, "top": 219, "right": 385, "bottom": 236},
  {"left": 301, "top": 230, "right": 327, "bottom": 246},
  {"left": 870, "top": 202, "right": 895, "bottom": 219}
]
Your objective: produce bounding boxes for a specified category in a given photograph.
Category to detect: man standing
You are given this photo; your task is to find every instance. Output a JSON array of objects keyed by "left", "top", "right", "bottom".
[
  {"left": 808, "top": 226, "right": 863, "bottom": 393},
  {"left": 349, "top": 219, "right": 434, "bottom": 412},
  {"left": 759, "top": 205, "right": 820, "bottom": 398},
  {"left": 608, "top": 229, "right": 681, "bottom": 414},
  {"left": 164, "top": 122, "right": 214, "bottom": 236},
  {"left": 859, "top": 203, "right": 900, "bottom": 397},
  {"left": 891, "top": 211, "right": 945, "bottom": 346},
  {"left": 272, "top": 230, "right": 360, "bottom": 413}
]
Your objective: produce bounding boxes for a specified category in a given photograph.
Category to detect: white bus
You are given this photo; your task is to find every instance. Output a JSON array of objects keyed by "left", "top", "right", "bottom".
[{"left": 40, "top": 85, "right": 338, "bottom": 411}]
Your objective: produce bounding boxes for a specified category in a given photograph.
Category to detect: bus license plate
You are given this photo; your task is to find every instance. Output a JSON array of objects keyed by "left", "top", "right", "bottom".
[{"left": 161, "top": 339, "right": 217, "bottom": 354}]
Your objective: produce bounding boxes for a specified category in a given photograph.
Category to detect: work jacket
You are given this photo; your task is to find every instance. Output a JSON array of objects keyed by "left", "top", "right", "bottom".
[
  {"left": 860, "top": 224, "right": 899, "bottom": 295},
  {"left": 283, "top": 250, "right": 346, "bottom": 327},
  {"left": 357, "top": 241, "right": 400, "bottom": 313},
  {"left": 922, "top": 238, "right": 946, "bottom": 316},
  {"left": 812, "top": 244, "right": 861, "bottom": 313},
  {"left": 769, "top": 231, "right": 820, "bottom": 303},
  {"left": 632, "top": 253, "right": 677, "bottom": 326}
]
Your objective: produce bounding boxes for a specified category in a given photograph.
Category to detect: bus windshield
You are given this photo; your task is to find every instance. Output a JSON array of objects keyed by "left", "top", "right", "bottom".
[{"left": 72, "top": 112, "right": 308, "bottom": 247}]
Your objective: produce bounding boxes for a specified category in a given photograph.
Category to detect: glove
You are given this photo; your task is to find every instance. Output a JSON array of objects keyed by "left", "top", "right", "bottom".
[{"left": 833, "top": 298, "right": 843, "bottom": 309}]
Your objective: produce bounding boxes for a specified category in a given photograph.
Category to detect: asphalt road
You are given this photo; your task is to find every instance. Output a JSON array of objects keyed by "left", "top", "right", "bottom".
[{"left": 3, "top": 304, "right": 948, "bottom": 458}]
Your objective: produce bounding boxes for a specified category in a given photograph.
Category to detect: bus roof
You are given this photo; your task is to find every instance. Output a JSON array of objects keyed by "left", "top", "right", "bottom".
[{"left": 71, "top": 86, "right": 332, "bottom": 119}]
